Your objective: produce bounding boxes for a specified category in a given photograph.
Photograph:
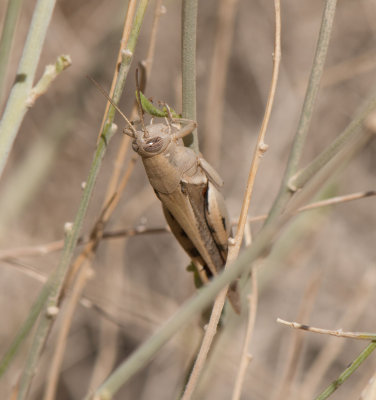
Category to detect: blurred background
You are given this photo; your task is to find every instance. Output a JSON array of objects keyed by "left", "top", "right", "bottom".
[{"left": 1, "top": 0, "right": 376, "bottom": 399}]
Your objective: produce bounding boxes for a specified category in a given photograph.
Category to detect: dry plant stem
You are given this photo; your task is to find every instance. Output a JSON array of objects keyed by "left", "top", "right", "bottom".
[
  {"left": 231, "top": 266, "right": 258, "bottom": 400},
  {"left": 2, "top": 2, "right": 149, "bottom": 396},
  {"left": 0, "top": 0, "right": 24, "bottom": 103},
  {"left": 45, "top": 155, "right": 137, "bottom": 398},
  {"left": 266, "top": 0, "right": 337, "bottom": 224},
  {"left": 43, "top": 262, "right": 93, "bottom": 400},
  {"left": 233, "top": 0, "right": 281, "bottom": 247},
  {"left": 273, "top": 273, "right": 321, "bottom": 400},
  {"left": 247, "top": 190, "right": 376, "bottom": 223},
  {"left": 181, "top": 2, "right": 280, "bottom": 398},
  {"left": 0, "top": 0, "right": 57, "bottom": 178},
  {"left": 96, "top": 0, "right": 137, "bottom": 143},
  {"left": 2, "top": 189, "right": 375, "bottom": 261},
  {"left": 315, "top": 342, "right": 376, "bottom": 400},
  {"left": 181, "top": 0, "right": 198, "bottom": 151},
  {"left": 203, "top": 0, "right": 240, "bottom": 166},
  {"left": 277, "top": 320, "right": 376, "bottom": 341},
  {"left": 0, "top": 226, "right": 170, "bottom": 260},
  {"left": 103, "top": 0, "right": 161, "bottom": 198},
  {"left": 181, "top": 289, "right": 228, "bottom": 400}
]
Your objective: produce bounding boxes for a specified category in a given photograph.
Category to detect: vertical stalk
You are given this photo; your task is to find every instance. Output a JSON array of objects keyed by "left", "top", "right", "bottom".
[
  {"left": 181, "top": 0, "right": 198, "bottom": 152},
  {"left": 0, "top": 0, "right": 24, "bottom": 104}
]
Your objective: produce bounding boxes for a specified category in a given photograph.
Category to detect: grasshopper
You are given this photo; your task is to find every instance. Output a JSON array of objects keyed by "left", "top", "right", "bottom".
[{"left": 92, "top": 78, "right": 240, "bottom": 313}]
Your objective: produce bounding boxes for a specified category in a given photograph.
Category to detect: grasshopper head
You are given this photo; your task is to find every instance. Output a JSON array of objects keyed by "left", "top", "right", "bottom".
[{"left": 131, "top": 123, "right": 175, "bottom": 158}]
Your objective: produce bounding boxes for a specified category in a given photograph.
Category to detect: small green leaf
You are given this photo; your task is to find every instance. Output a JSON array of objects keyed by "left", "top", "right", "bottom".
[
  {"left": 138, "top": 91, "right": 181, "bottom": 119},
  {"left": 139, "top": 91, "right": 166, "bottom": 117}
]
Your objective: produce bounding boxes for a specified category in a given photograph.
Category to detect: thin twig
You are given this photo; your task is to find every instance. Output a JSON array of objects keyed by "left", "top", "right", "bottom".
[
  {"left": 265, "top": 0, "right": 338, "bottom": 224},
  {"left": 0, "top": 226, "right": 170, "bottom": 260},
  {"left": 95, "top": 0, "right": 137, "bottom": 144},
  {"left": 43, "top": 262, "right": 93, "bottom": 400},
  {"left": 1, "top": 189, "right": 374, "bottom": 261},
  {"left": 246, "top": 190, "right": 376, "bottom": 223},
  {"left": 231, "top": 220, "right": 258, "bottom": 400},
  {"left": 181, "top": 288, "right": 228, "bottom": 400},
  {"left": 181, "top": 0, "right": 198, "bottom": 151},
  {"left": 181, "top": 2, "right": 281, "bottom": 398},
  {"left": 277, "top": 319, "right": 376, "bottom": 341}
]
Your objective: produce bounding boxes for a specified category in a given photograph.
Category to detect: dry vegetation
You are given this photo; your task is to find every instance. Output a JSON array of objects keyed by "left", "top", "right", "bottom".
[{"left": 1, "top": 0, "right": 376, "bottom": 399}]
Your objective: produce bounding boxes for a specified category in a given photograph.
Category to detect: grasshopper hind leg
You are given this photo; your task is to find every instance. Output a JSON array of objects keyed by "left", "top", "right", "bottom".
[
  {"left": 162, "top": 206, "right": 213, "bottom": 281},
  {"left": 162, "top": 205, "right": 241, "bottom": 314}
]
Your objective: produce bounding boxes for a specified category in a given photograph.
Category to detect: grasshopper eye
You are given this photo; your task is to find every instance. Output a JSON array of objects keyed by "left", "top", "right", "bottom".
[{"left": 144, "top": 136, "right": 164, "bottom": 153}]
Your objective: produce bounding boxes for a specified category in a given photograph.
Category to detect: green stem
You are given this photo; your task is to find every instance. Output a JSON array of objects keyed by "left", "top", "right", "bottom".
[
  {"left": 315, "top": 341, "right": 376, "bottom": 400},
  {"left": 181, "top": 0, "right": 198, "bottom": 152},
  {"left": 265, "top": 0, "right": 337, "bottom": 225},
  {"left": 0, "top": 0, "right": 57, "bottom": 178},
  {"left": 0, "top": 0, "right": 24, "bottom": 103},
  {"left": 0, "top": 2, "right": 149, "bottom": 398},
  {"left": 289, "top": 92, "right": 376, "bottom": 190}
]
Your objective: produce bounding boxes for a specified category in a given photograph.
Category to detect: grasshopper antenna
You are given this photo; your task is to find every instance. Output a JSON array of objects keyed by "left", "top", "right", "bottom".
[
  {"left": 87, "top": 76, "right": 136, "bottom": 137},
  {"left": 135, "top": 68, "right": 148, "bottom": 138}
]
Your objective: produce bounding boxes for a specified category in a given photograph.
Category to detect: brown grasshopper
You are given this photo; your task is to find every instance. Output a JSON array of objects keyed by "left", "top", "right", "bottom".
[{"left": 93, "top": 78, "right": 240, "bottom": 313}]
